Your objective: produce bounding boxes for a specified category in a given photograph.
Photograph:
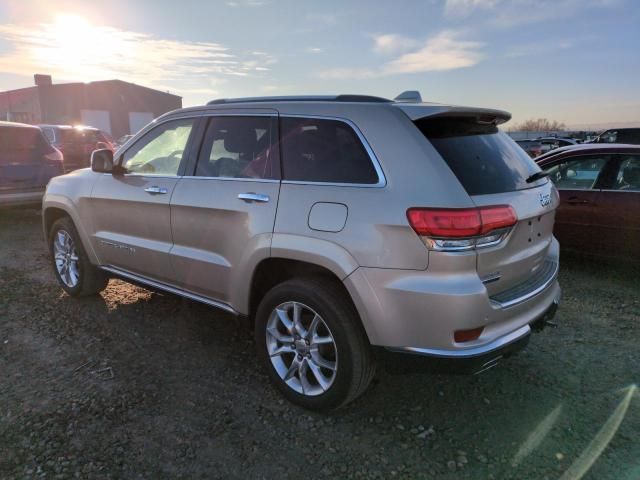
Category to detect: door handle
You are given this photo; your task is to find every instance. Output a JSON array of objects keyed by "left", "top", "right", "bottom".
[
  {"left": 144, "top": 186, "right": 168, "bottom": 195},
  {"left": 567, "top": 197, "right": 589, "bottom": 205},
  {"left": 238, "top": 192, "right": 270, "bottom": 203}
]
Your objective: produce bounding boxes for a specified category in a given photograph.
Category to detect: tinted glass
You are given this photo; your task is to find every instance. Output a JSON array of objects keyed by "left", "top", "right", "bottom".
[
  {"left": 122, "top": 118, "right": 194, "bottom": 175},
  {"left": 196, "top": 116, "right": 279, "bottom": 179},
  {"left": 544, "top": 155, "right": 608, "bottom": 190},
  {"left": 416, "top": 117, "right": 544, "bottom": 195},
  {"left": 0, "top": 127, "right": 48, "bottom": 165},
  {"left": 612, "top": 155, "right": 640, "bottom": 191},
  {"left": 617, "top": 130, "right": 640, "bottom": 144},
  {"left": 280, "top": 117, "right": 378, "bottom": 184}
]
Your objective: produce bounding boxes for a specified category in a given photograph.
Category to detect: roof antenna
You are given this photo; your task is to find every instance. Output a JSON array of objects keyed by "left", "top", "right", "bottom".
[{"left": 394, "top": 90, "right": 422, "bottom": 103}]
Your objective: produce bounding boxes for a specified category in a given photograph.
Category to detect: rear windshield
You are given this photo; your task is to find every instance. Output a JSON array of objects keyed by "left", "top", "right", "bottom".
[
  {"left": 0, "top": 126, "right": 50, "bottom": 164},
  {"left": 0, "top": 127, "right": 47, "bottom": 152},
  {"left": 415, "top": 117, "right": 545, "bottom": 195}
]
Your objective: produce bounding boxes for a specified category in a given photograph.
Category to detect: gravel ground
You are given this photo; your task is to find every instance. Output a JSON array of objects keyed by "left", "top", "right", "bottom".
[{"left": 1, "top": 207, "right": 639, "bottom": 480}]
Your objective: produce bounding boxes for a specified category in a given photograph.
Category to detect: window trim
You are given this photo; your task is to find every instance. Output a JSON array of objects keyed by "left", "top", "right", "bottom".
[
  {"left": 184, "top": 113, "right": 281, "bottom": 182},
  {"left": 116, "top": 115, "right": 200, "bottom": 178},
  {"left": 279, "top": 114, "right": 386, "bottom": 188}
]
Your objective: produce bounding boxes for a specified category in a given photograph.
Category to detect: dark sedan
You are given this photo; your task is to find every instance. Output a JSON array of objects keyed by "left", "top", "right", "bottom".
[{"left": 536, "top": 144, "right": 640, "bottom": 261}]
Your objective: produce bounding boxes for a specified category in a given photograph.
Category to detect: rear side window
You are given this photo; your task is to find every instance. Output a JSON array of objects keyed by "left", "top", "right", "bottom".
[
  {"left": 612, "top": 155, "right": 640, "bottom": 191},
  {"left": 280, "top": 117, "right": 379, "bottom": 184},
  {"left": 415, "top": 117, "right": 544, "bottom": 195},
  {"left": 196, "top": 116, "right": 279, "bottom": 180}
]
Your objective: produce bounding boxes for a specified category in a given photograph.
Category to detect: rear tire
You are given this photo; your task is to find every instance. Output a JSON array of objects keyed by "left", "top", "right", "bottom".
[
  {"left": 49, "top": 217, "right": 108, "bottom": 296},
  {"left": 255, "top": 277, "right": 375, "bottom": 410}
]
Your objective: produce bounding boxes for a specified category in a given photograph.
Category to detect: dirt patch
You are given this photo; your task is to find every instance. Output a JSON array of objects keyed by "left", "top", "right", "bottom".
[{"left": 1, "top": 207, "right": 639, "bottom": 479}]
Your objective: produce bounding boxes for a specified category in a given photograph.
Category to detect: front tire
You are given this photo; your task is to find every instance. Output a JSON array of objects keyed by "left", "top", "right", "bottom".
[
  {"left": 49, "top": 217, "right": 108, "bottom": 296},
  {"left": 255, "top": 277, "right": 375, "bottom": 410}
]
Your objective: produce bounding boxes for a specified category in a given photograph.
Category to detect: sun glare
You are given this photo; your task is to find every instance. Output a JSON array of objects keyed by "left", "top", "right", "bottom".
[{"left": 31, "top": 14, "right": 129, "bottom": 80}]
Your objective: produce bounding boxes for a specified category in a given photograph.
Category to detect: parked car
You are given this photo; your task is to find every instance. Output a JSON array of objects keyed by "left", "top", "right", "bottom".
[
  {"left": 43, "top": 93, "right": 561, "bottom": 410},
  {"left": 0, "top": 122, "right": 63, "bottom": 207},
  {"left": 516, "top": 139, "right": 544, "bottom": 158},
  {"left": 537, "top": 137, "right": 578, "bottom": 154},
  {"left": 536, "top": 143, "right": 640, "bottom": 260},
  {"left": 39, "top": 125, "right": 115, "bottom": 172},
  {"left": 588, "top": 128, "right": 640, "bottom": 144}
]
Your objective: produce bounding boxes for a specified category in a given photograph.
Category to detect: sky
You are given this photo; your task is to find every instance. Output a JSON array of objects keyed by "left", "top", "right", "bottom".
[{"left": 0, "top": 0, "right": 638, "bottom": 129}]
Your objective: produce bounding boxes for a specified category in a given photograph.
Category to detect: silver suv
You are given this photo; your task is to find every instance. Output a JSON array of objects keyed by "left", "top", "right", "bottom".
[{"left": 42, "top": 92, "right": 561, "bottom": 410}]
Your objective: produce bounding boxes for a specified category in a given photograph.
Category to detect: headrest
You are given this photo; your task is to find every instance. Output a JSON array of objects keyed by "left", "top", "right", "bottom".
[
  {"left": 623, "top": 166, "right": 640, "bottom": 184},
  {"left": 224, "top": 128, "right": 257, "bottom": 153}
]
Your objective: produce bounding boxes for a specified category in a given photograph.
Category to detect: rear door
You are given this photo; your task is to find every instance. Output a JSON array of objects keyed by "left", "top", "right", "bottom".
[
  {"left": 90, "top": 117, "right": 197, "bottom": 283},
  {"left": 588, "top": 153, "right": 640, "bottom": 259},
  {"left": 169, "top": 112, "right": 280, "bottom": 306},
  {"left": 542, "top": 154, "right": 610, "bottom": 254}
]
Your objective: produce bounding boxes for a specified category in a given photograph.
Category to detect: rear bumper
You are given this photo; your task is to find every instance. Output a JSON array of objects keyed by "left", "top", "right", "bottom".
[
  {"left": 344, "top": 238, "right": 561, "bottom": 353},
  {"left": 380, "top": 296, "right": 559, "bottom": 374}
]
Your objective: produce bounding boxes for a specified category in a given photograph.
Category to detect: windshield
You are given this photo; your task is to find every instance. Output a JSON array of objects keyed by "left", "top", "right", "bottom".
[{"left": 415, "top": 116, "right": 546, "bottom": 195}]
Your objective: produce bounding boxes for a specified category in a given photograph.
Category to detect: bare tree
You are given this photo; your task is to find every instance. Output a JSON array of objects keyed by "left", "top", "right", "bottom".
[{"left": 509, "top": 118, "right": 567, "bottom": 132}]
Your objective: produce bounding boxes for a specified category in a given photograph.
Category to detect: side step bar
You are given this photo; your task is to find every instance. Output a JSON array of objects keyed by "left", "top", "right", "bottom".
[{"left": 100, "top": 265, "right": 238, "bottom": 315}]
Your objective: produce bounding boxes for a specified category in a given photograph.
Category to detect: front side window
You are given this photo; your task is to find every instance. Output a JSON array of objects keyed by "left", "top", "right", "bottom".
[
  {"left": 544, "top": 155, "right": 608, "bottom": 190},
  {"left": 122, "top": 118, "right": 194, "bottom": 175},
  {"left": 611, "top": 155, "right": 640, "bottom": 191},
  {"left": 280, "top": 117, "right": 379, "bottom": 184},
  {"left": 195, "top": 116, "right": 279, "bottom": 179},
  {"left": 597, "top": 130, "right": 617, "bottom": 143}
]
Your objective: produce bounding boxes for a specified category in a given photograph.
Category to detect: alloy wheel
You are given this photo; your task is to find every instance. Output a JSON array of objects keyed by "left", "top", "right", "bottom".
[
  {"left": 53, "top": 230, "right": 80, "bottom": 288},
  {"left": 265, "top": 301, "right": 338, "bottom": 396}
]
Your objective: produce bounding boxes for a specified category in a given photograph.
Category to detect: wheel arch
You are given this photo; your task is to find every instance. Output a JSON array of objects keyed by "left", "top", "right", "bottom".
[
  {"left": 247, "top": 257, "right": 372, "bottom": 344},
  {"left": 42, "top": 197, "right": 100, "bottom": 265}
]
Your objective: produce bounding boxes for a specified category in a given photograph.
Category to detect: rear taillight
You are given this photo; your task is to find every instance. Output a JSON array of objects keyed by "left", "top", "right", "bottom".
[{"left": 406, "top": 205, "right": 516, "bottom": 251}]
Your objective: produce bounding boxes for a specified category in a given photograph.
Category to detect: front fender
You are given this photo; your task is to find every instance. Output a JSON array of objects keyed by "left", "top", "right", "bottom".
[{"left": 42, "top": 194, "right": 100, "bottom": 265}]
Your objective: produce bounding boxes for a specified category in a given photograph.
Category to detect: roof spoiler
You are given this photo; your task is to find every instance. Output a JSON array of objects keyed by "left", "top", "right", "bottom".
[
  {"left": 394, "top": 90, "right": 422, "bottom": 103},
  {"left": 397, "top": 104, "right": 512, "bottom": 125}
]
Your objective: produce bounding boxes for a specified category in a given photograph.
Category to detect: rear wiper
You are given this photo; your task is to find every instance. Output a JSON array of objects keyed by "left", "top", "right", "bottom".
[{"left": 526, "top": 171, "right": 549, "bottom": 183}]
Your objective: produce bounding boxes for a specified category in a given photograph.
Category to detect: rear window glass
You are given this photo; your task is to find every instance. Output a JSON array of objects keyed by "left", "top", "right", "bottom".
[
  {"left": 0, "top": 127, "right": 45, "bottom": 151},
  {"left": 280, "top": 117, "right": 379, "bottom": 184},
  {"left": 0, "top": 126, "right": 48, "bottom": 165},
  {"left": 415, "top": 117, "right": 545, "bottom": 195}
]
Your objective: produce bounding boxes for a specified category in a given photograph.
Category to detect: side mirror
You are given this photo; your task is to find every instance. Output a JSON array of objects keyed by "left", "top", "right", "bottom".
[{"left": 91, "top": 149, "right": 114, "bottom": 173}]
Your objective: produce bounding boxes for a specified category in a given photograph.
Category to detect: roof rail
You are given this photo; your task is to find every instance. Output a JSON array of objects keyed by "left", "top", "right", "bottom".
[{"left": 206, "top": 94, "right": 392, "bottom": 105}]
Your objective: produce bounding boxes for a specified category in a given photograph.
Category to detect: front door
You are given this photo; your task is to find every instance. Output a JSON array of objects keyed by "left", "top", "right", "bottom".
[
  {"left": 89, "top": 117, "right": 197, "bottom": 283},
  {"left": 170, "top": 113, "right": 280, "bottom": 307}
]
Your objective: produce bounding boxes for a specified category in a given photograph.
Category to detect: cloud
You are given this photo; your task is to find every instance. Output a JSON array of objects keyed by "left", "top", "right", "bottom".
[
  {"left": 319, "top": 31, "right": 483, "bottom": 79},
  {"left": 382, "top": 31, "right": 482, "bottom": 74},
  {"left": 371, "top": 34, "right": 418, "bottom": 54},
  {"left": 444, "top": 0, "right": 623, "bottom": 26},
  {"left": 226, "top": 0, "right": 268, "bottom": 6},
  {"left": 0, "top": 15, "right": 275, "bottom": 91},
  {"left": 306, "top": 47, "right": 323, "bottom": 53}
]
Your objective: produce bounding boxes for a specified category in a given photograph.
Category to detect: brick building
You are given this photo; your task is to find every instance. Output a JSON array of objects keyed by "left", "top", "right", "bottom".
[{"left": 0, "top": 76, "right": 182, "bottom": 139}]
